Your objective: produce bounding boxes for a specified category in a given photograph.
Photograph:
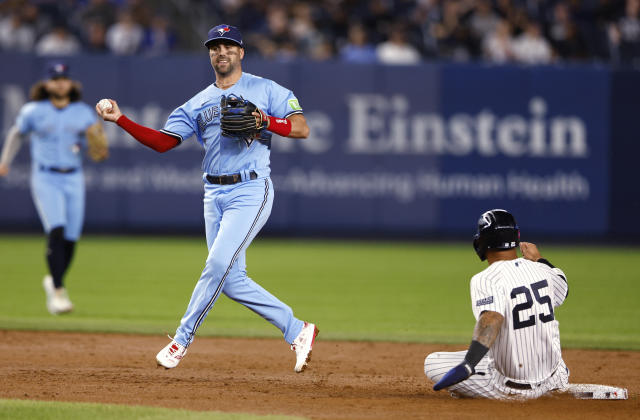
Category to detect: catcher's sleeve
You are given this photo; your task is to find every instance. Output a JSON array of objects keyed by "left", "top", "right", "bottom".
[
  {"left": 116, "top": 115, "right": 180, "bottom": 153},
  {"left": 0, "top": 125, "right": 25, "bottom": 167}
]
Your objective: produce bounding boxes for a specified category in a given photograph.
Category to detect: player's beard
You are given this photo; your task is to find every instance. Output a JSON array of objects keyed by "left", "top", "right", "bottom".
[
  {"left": 213, "top": 56, "right": 237, "bottom": 76},
  {"left": 49, "top": 91, "right": 70, "bottom": 101},
  {"left": 46, "top": 84, "right": 72, "bottom": 101}
]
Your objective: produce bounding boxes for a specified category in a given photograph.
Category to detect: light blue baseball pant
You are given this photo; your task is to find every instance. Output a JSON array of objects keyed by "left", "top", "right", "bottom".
[
  {"left": 173, "top": 177, "right": 304, "bottom": 347},
  {"left": 30, "top": 167, "right": 85, "bottom": 241}
]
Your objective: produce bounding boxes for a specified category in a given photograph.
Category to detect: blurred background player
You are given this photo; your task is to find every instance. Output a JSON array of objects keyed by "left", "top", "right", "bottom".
[
  {"left": 0, "top": 62, "right": 109, "bottom": 315},
  {"left": 95, "top": 24, "right": 318, "bottom": 373},
  {"left": 424, "top": 209, "right": 570, "bottom": 399}
]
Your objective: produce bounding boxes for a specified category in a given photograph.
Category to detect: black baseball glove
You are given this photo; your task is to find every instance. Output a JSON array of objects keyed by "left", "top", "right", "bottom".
[{"left": 220, "top": 94, "right": 267, "bottom": 138}]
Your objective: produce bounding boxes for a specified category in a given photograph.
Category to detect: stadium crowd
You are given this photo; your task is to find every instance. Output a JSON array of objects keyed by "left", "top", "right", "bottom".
[{"left": 0, "top": 0, "right": 639, "bottom": 66}]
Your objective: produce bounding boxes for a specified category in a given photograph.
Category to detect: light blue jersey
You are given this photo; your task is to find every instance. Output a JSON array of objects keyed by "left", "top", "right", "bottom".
[
  {"left": 163, "top": 72, "right": 306, "bottom": 349},
  {"left": 17, "top": 101, "right": 96, "bottom": 169},
  {"left": 162, "top": 72, "right": 302, "bottom": 176},
  {"left": 16, "top": 100, "right": 96, "bottom": 241}
]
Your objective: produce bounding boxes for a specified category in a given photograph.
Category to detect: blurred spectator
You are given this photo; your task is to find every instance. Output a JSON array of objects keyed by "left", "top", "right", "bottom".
[
  {"left": 362, "top": 0, "right": 396, "bottom": 44},
  {"left": 21, "top": 3, "right": 48, "bottom": 36},
  {"left": 142, "top": 15, "right": 176, "bottom": 56},
  {"left": 483, "top": 19, "right": 514, "bottom": 63},
  {"left": 340, "top": 24, "right": 377, "bottom": 63},
  {"left": 469, "top": 0, "right": 500, "bottom": 43},
  {"left": 290, "top": 2, "right": 324, "bottom": 56},
  {"left": 412, "top": 0, "right": 442, "bottom": 58},
  {"left": 76, "top": 0, "right": 117, "bottom": 28},
  {"left": 35, "top": 23, "right": 81, "bottom": 56},
  {"left": 431, "top": 0, "right": 472, "bottom": 61},
  {"left": 0, "top": 0, "right": 636, "bottom": 66},
  {"left": 263, "top": 5, "right": 290, "bottom": 47},
  {"left": 106, "top": 10, "right": 143, "bottom": 55},
  {"left": 512, "top": 22, "right": 552, "bottom": 64},
  {"left": 377, "top": 23, "right": 421, "bottom": 64},
  {"left": 0, "top": 11, "right": 35, "bottom": 52},
  {"left": 251, "top": 38, "right": 278, "bottom": 59},
  {"left": 84, "top": 19, "right": 108, "bottom": 53},
  {"left": 275, "top": 40, "right": 299, "bottom": 62},
  {"left": 611, "top": 0, "right": 640, "bottom": 65},
  {"left": 547, "top": 2, "right": 585, "bottom": 60},
  {"left": 310, "top": 37, "right": 334, "bottom": 61},
  {"left": 323, "top": 2, "right": 350, "bottom": 47},
  {"left": 127, "top": 0, "right": 153, "bottom": 28}
]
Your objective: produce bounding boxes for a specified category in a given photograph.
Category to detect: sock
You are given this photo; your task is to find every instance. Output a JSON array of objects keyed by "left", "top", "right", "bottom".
[
  {"left": 62, "top": 240, "right": 76, "bottom": 276},
  {"left": 46, "top": 227, "right": 66, "bottom": 289}
]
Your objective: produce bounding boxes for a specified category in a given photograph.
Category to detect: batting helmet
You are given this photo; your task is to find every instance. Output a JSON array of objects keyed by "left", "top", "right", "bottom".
[{"left": 472, "top": 209, "right": 520, "bottom": 261}]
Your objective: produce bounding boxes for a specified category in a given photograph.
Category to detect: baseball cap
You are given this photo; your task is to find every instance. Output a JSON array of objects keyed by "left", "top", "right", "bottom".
[
  {"left": 204, "top": 24, "right": 243, "bottom": 48},
  {"left": 45, "top": 61, "right": 70, "bottom": 79}
]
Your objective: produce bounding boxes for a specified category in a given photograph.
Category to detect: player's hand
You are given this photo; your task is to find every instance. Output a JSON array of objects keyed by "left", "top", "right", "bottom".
[
  {"left": 0, "top": 163, "right": 9, "bottom": 177},
  {"left": 433, "top": 361, "right": 474, "bottom": 391},
  {"left": 95, "top": 99, "right": 123, "bottom": 123},
  {"left": 520, "top": 242, "right": 542, "bottom": 261},
  {"left": 252, "top": 108, "right": 269, "bottom": 129}
]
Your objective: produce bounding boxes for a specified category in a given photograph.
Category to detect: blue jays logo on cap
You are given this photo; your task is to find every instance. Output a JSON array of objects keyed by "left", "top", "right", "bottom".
[
  {"left": 204, "top": 24, "right": 243, "bottom": 48},
  {"left": 216, "top": 26, "right": 231, "bottom": 36},
  {"left": 45, "top": 61, "right": 70, "bottom": 79}
]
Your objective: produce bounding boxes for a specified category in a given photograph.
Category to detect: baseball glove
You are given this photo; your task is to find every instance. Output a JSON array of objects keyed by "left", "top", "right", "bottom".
[{"left": 220, "top": 94, "right": 267, "bottom": 138}]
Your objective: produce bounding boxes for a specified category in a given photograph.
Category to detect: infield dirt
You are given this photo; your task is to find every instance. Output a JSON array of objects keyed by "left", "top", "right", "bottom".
[{"left": 0, "top": 330, "right": 637, "bottom": 419}]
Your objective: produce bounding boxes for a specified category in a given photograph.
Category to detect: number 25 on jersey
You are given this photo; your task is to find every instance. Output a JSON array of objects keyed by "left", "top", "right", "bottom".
[{"left": 511, "top": 280, "right": 555, "bottom": 330}]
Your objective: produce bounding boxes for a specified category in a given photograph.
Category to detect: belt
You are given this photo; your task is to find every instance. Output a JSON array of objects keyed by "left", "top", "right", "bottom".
[
  {"left": 39, "top": 165, "right": 78, "bottom": 174},
  {"left": 505, "top": 369, "right": 557, "bottom": 390},
  {"left": 206, "top": 171, "right": 257, "bottom": 185},
  {"left": 505, "top": 380, "right": 532, "bottom": 390}
]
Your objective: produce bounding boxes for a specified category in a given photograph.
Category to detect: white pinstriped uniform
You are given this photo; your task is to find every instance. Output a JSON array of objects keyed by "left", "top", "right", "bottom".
[{"left": 425, "top": 258, "right": 570, "bottom": 399}]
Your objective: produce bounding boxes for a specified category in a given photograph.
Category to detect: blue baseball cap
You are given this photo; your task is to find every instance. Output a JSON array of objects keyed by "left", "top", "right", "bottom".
[
  {"left": 204, "top": 24, "right": 243, "bottom": 48},
  {"left": 45, "top": 61, "right": 70, "bottom": 79}
]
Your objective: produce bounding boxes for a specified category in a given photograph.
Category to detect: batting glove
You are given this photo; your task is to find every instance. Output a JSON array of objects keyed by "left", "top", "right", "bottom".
[{"left": 433, "top": 361, "right": 475, "bottom": 391}]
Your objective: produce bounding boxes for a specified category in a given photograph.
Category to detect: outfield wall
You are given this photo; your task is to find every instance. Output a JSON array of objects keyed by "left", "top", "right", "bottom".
[{"left": 0, "top": 53, "right": 638, "bottom": 239}]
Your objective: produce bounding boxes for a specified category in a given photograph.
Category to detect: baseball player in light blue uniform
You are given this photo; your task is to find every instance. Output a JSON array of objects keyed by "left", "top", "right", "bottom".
[
  {"left": 96, "top": 25, "right": 319, "bottom": 373},
  {"left": 0, "top": 62, "right": 109, "bottom": 314}
]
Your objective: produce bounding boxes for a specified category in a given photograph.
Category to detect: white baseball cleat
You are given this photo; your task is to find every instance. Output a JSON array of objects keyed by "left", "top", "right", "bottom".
[
  {"left": 43, "top": 275, "right": 73, "bottom": 315},
  {"left": 291, "top": 322, "right": 319, "bottom": 373},
  {"left": 156, "top": 338, "right": 188, "bottom": 369}
]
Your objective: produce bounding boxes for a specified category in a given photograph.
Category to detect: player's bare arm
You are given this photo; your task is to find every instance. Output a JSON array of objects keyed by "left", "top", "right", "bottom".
[
  {"left": 433, "top": 311, "right": 504, "bottom": 391},
  {"left": 85, "top": 122, "right": 109, "bottom": 162},
  {"left": 0, "top": 125, "right": 25, "bottom": 177},
  {"left": 95, "top": 98, "right": 179, "bottom": 153},
  {"left": 472, "top": 310, "right": 504, "bottom": 348},
  {"left": 284, "top": 113, "right": 309, "bottom": 138}
]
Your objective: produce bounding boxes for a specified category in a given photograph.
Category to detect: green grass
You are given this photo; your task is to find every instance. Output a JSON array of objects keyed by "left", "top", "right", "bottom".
[
  {"left": 0, "top": 235, "right": 638, "bottom": 350},
  {"left": 0, "top": 399, "right": 305, "bottom": 420}
]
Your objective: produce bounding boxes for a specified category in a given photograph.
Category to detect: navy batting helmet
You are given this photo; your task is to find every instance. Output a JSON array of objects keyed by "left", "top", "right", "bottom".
[{"left": 473, "top": 209, "right": 520, "bottom": 261}]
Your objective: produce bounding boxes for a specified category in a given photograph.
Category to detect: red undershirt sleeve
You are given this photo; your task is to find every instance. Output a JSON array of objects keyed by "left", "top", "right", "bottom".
[{"left": 116, "top": 115, "right": 181, "bottom": 153}]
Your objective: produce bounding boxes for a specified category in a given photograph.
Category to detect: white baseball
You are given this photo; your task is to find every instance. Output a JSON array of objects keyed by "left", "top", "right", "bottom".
[{"left": 98, "top": 99, "right": 113, "bottom": 112}]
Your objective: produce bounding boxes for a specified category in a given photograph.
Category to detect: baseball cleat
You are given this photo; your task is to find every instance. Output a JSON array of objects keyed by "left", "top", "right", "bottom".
[
  {"left": 43, "top": 275, "right": 73, "bottom": 315},
  {"left": 291, "top": 322, "right": 319, "bottom": 373},
  {"left": 156, "top": 338, "right": 188, "bottom": 369}
]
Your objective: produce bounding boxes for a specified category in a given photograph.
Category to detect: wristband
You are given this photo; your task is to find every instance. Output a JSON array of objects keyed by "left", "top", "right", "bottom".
[
  {"left": 464, "top": 339, "right": 489, "bottom": 368},
  {"left": 267, "top": 116, "right": 292, "bottom": 137},
  {"left": 537, "top": 258, "right": 555, "bottom": 268}
]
